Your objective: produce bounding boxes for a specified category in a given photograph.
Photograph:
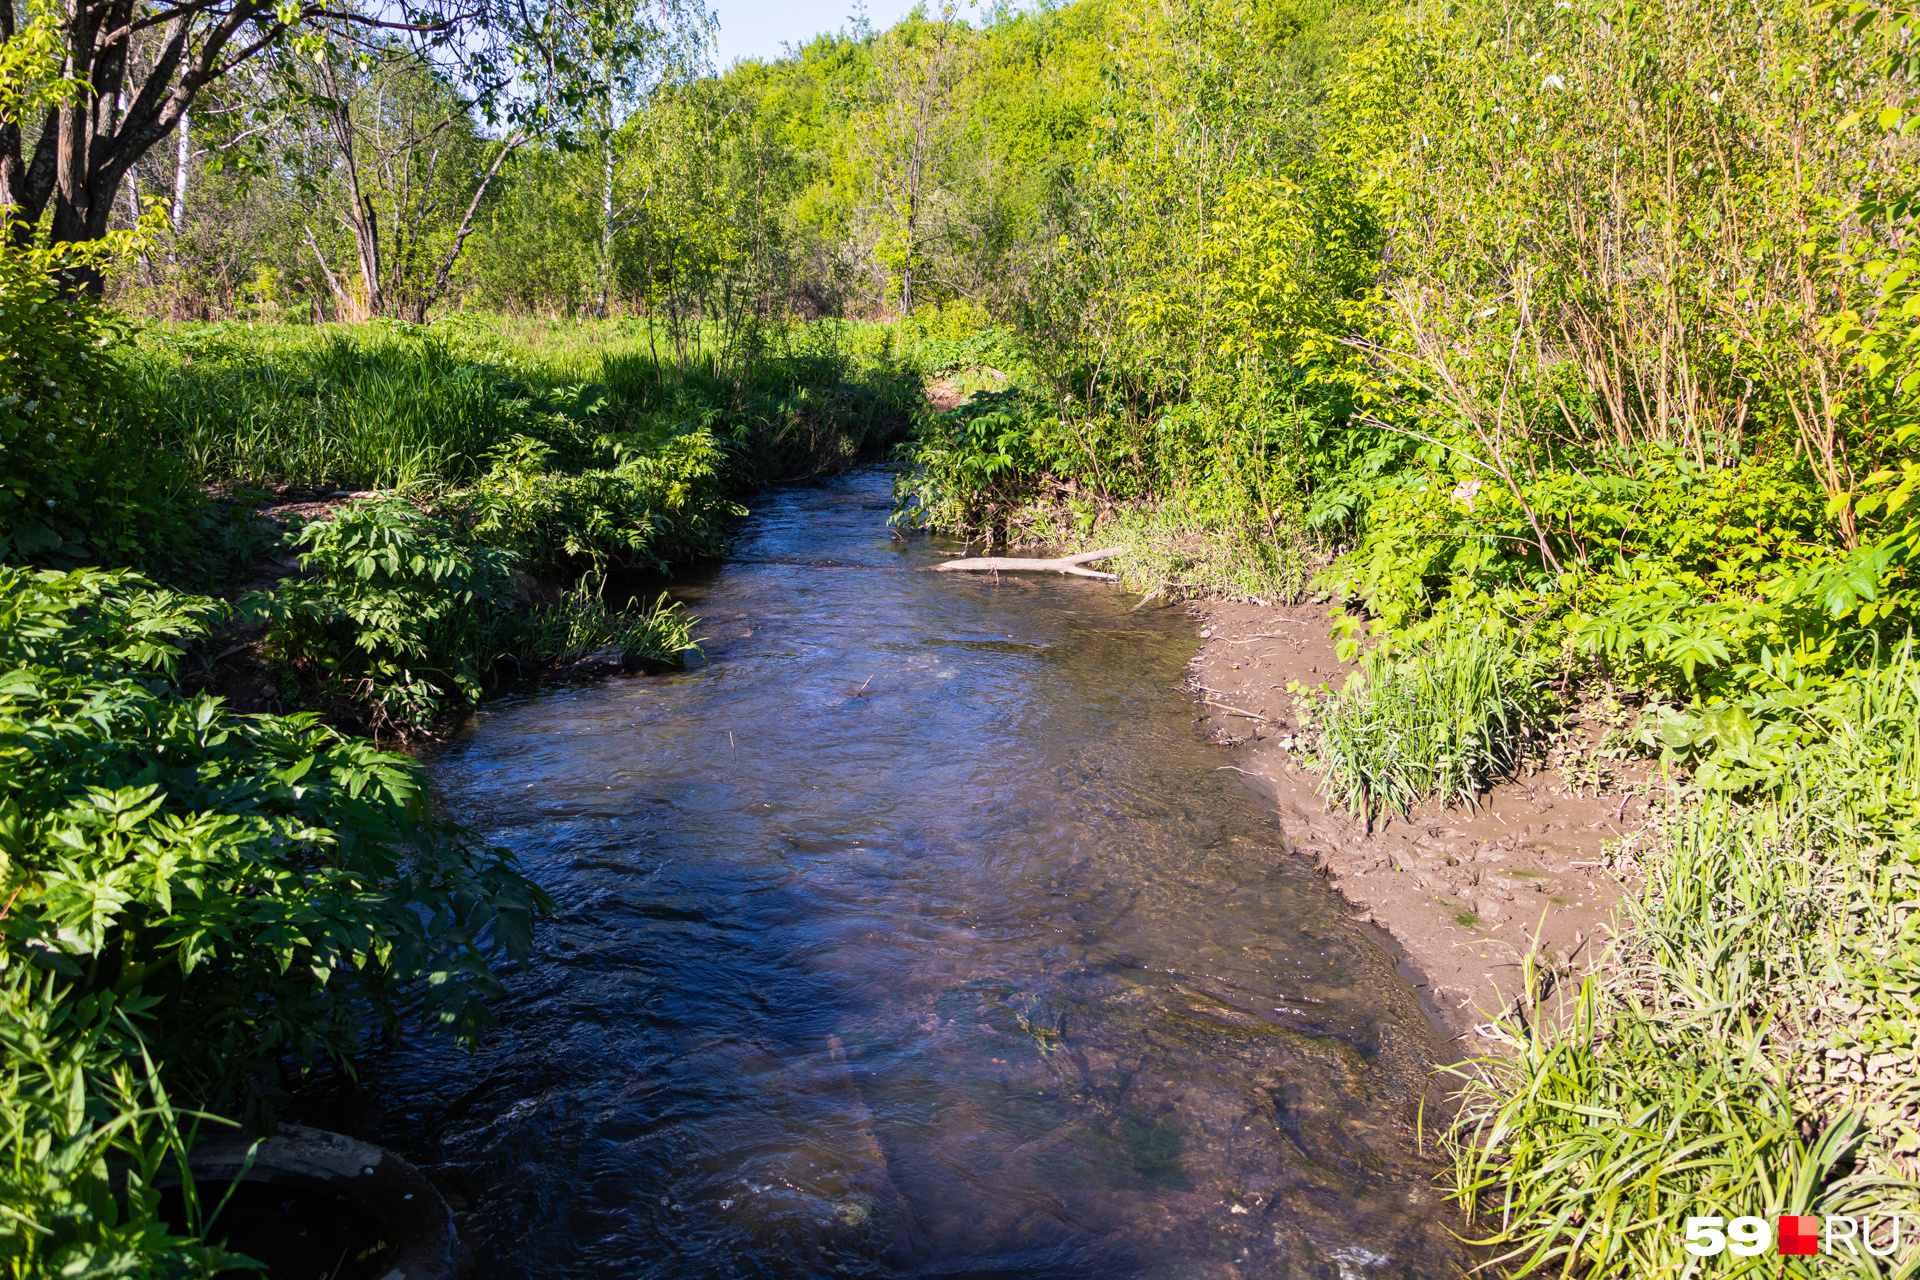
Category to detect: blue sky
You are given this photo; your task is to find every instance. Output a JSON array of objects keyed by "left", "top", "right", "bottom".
[{"left": 711, "top": 0, "right": 924, "bottom": 67}]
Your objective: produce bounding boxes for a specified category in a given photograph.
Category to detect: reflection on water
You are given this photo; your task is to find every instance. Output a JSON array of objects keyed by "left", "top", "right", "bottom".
[{"left": 295, "top": 472, "right": 1471, "bottom": 1278}]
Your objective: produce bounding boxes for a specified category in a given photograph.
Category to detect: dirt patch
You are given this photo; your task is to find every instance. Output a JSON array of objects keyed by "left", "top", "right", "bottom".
[
  {"left": 925, "top": 378, "right": 968, "bottom": 413},
  {"left": 1178, "top": 598, "right": 1649, "bottom": 1051}
]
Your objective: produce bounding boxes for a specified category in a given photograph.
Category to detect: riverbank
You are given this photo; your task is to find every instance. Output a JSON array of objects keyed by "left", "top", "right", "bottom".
[
  {"left": 1173, "top": 598, "right": 1642, "bottom": 1048},
  {"left": 0, "top": 310, "right": 930, "bottom": 1272}
]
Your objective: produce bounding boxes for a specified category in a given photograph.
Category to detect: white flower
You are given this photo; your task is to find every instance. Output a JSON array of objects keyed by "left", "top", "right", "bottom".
[
  {"left": 45, "top": 499, "right": 55, "bottom": 509},
  {"left": 44, "top": 433, "right": 54, "bottom": 443}
]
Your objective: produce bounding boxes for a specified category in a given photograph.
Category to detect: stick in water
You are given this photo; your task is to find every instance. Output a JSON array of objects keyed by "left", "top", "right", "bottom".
[{"left": 927, "top": 547, "right": 1125, "bottom": 581}]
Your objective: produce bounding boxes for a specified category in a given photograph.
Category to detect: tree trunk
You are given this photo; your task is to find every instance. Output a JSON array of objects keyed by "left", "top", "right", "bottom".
[
  {"left": 166, "top": 108, "right": 189, "bottom": 267},
  {"left": 597, "top": 132, "right": 616, "bottom": 318},
  {"left": 0, "top": 0, "right": 292, "bottom": 291},
  {"left": 413, "top": 131, "right": 523, "bottom": 322}
]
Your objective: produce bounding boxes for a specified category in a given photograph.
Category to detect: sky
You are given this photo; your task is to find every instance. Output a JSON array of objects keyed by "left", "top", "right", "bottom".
[{"left": 711, "top": 0, "right": 924, "bottom": 67}]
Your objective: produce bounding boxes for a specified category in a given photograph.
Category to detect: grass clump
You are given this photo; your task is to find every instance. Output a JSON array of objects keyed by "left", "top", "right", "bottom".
[
  {"left": 1296, "top": 627, "right": 1540, "bottom": 825},
  {"left": 513, "top": 586, "right": 699, "bottom": 668}
]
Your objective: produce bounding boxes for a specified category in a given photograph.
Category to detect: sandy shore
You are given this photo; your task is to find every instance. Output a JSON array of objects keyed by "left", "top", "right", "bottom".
[{"left": 1177, "top": 599, "right": 1651, "bottom": 1051}]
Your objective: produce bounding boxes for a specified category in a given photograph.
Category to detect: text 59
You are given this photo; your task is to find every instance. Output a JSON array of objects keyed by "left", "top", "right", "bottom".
[{"left": 1684, "top": 1217, "right": 1771, "bottom": 1257}]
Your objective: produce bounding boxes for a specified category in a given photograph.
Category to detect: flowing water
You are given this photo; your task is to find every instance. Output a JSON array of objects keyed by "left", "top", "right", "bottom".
[{"left": 303, "top": 472, "right": 1474, "bottom": 1279}]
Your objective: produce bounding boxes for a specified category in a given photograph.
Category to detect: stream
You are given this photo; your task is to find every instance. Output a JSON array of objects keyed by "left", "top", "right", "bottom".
[{"left": 300, "top": 471, "right": 1473, "bottom": 1279}]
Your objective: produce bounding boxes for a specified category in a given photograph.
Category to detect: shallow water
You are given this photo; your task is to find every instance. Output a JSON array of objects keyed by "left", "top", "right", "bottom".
[{"left": 301, "top": 472, "right": 1472, "bottom": 1279}]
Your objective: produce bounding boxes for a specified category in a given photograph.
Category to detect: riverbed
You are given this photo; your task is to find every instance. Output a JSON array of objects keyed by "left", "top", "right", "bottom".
[{"left": 298, "top": 472, "right": 1474, "bottom": 1279}]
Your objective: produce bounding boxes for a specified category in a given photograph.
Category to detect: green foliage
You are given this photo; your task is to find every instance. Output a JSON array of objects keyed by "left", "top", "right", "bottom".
[
  {"left": 0, "top": 232, "right": 216, "bottom": 577},
  {"left": 0, "top": 565, "right": 547, "bottom": 1271},
  {"left": 456, "top": 430, "right": 740, "bottom": 579},
  {"left": 893, "top": 389, "right": 1044, "bottom": 536},
  {"left": 1297, "top": 625, "right": 1540, "bottom": 824},
  {"left": 128, "top": 324, "right": 561, "bottom": 492},
  {"left": 1445, "top": 660, "right": 1920, "bottom": 1274},
  {"left": 261, "top": 498, "right": 517, "bottom": 734},
  {"left": 512, "top": 586, "right": 699, "bottom": 667},
  {"left": 0, "top": 970, "right": 245, "bottom": 1278}
]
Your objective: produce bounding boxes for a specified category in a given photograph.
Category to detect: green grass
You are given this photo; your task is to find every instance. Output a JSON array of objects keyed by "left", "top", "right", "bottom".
[
  {"left": 515, "top": 586, "right": 700, "bottom": 667},
  {"left": 1441, "top": 648, "right": 1920, "bottom": 1277},
  {"left": 121, "top": 315, "right": 922, "bottom": 495},
  {"left": 1044, "top": 499, "right": 1313, "bottom": 606},
  {"left": 1298, "top": 627, "right": 1540, "bottom": 826}
]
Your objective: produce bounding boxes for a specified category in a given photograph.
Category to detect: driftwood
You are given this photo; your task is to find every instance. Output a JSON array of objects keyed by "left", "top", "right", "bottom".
[{"left": 926, "top": 547, "right": 1124, "bottom": 581}]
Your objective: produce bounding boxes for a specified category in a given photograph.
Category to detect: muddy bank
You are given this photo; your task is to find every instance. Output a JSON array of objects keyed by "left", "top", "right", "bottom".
[{"left": 1176, "top": 599, "right": 1650, "bottom": 1050}]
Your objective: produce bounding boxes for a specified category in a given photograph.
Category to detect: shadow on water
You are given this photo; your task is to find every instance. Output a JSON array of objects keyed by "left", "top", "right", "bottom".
[{"left": 291, "top": 472, "right": 1476, "bottom": 1279}]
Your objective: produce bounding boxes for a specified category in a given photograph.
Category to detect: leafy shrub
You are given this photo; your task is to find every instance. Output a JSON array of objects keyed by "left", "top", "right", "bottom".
[
  {"left": 0, "top": 231, "right": 210, "bottom": 576},
  {"left": 262, "top": 498, "right": 518, "bottom": 734},
  {"left": 455, "top": 430, "right": 739, "bottom": 580},
  {"left": 0, "top": 565, "right": 546, "bottom": 1269},
  {"left": 893, "top": 389, "right": 1043, "bottom": 537}
]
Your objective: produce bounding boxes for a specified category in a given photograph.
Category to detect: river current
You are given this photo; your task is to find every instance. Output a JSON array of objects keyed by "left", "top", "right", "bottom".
[{"left": 300, "top": 471, "right": 1473, "bottom": 1279}]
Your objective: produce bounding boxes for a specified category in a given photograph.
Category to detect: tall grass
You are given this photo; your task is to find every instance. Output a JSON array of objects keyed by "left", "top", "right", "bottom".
[
  {"left": 1045, "top": 500, "right": 1312, "bottom": 605},
  {"left": 1302, "top": 628, "right": 1538, "bottom": 825},
  {"left": 0, "top": 968, "right": 246, "bottom": 1276},
  {"left": 125, "top": 325, "right": 528, "bottom": 490},
  {"left": 514, "top": 586, "right": 700, "bottom": 667},
  {"left": 121, "top": 316, "right": 922, "bottom": 494},
  {"left": 1444, "top": 649, "right": 1920, "bottom": 1276}
]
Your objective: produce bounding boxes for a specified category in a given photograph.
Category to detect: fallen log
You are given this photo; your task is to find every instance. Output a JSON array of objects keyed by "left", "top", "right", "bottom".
[{"left": 925, "top": 547, "right": 1124, "bottom": 581}]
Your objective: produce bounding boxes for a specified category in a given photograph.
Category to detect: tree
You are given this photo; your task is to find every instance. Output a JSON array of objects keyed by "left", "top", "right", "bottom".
[
  {"left": 301, "top": 44, "right": 516, "bottom": 320},
  {"left": 0, "top": 0, "right": 702, "bottom": 295},
  {"left": 554, "top": 0, "right": 712, "bottom": 316},
  {"left": 851, "top": 2, "right": 974, "bottom": 314}
]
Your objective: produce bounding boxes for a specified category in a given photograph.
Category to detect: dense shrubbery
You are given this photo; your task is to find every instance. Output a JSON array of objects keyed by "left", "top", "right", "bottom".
[
  {"left": 0, "top": 566, "right": 548, "bottom": 1272},
  {"left": 260, "top": 495, "right": 702, "bottom": 733},
  {"left": 458, "top": 430, "right": 741, "bottom": 578}
]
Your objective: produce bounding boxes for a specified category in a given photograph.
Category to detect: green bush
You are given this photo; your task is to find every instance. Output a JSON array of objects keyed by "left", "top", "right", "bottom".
[
  {"left": 0, "top": 235, "right": 209, "bottom": 577},
  {"left": 0, "top": 564, "right": 547, "bottom": 1271},
  {"left": 261, "top": 498, "right": 519, "bottom": 734},
  {"left": 455, "top": 430, "right": 740, "bottom": 580}
]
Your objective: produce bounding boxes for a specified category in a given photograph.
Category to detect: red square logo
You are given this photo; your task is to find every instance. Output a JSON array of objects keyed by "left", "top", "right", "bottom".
[{"left": 1778, "top": 1215, "right": 1819, "bottom": 1255}]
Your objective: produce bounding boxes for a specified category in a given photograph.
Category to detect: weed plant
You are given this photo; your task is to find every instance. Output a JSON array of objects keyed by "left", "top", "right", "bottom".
[
  {"left": 1299, "top": 627, "right": 1539, "bottom": 825},
  {"left": 457, "top": 432, "right": 741, "bottom": 580}
]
